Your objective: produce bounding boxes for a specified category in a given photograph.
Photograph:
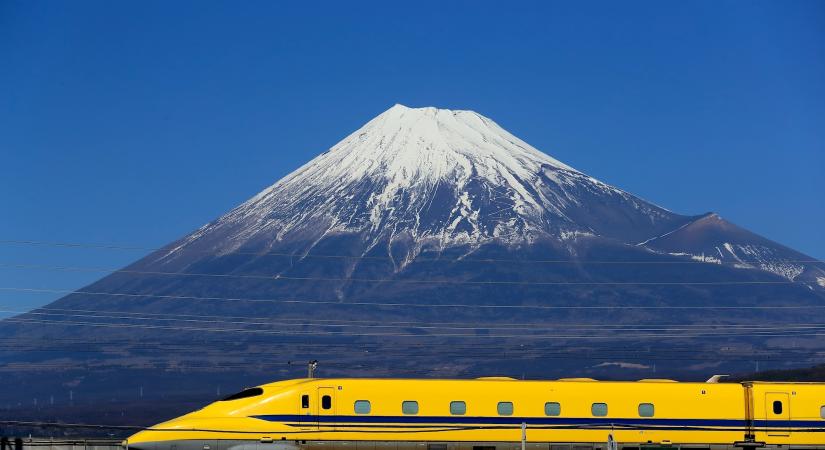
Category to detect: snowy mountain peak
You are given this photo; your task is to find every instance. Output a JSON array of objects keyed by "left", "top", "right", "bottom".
[
  {"left": 318, "top": 103, "right": 580, "bottom": 182},
  {"left": 167, "top": 105, "right": 686, "bottom": 261}
]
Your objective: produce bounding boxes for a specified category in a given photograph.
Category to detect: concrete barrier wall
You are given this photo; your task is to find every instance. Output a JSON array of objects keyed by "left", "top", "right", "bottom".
[{"left": 0, "top": 438, "right": 121, "bottom": 450}]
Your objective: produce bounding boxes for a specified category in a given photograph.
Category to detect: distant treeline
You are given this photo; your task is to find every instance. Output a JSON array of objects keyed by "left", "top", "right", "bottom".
[{"left": 733, "top": 364, "right": 825, "bottom": 382}]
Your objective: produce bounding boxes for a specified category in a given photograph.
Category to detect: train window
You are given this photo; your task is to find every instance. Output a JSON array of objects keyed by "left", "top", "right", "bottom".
[
  {"left": 821, "top": 405, "right": 825, "bottom": 419},
  {"left": 450, "top": 401, "right": 467, "bottom": 415},
  {"left": 322, "top": 395, "right": 332, "bottom": 410},
  {"left": 591, "top": 403, "right": 608, "bottom": 416},
  {"left": 773, "top": 401, "right": 783, "bottom": 415},
  {"left": 354, "top": 400, "right": 371, "bottom": 414},
  {"left": 638, "top": 403, "right": 654, "bottom": 417},
  {"left": 301, "top": 394, "right": 309, "bottom": 408},
  {"left": 220, "top": 387, "right": 263, "bottom": 401},
  {"left": 402, "top": 401, "right": 419, "bottom": 415},
  {"left": 545, "top": 402, "right": 561, "bottom": 416},
  {"left": 497, "top": 401, "right": 514, "bottom": 416}
]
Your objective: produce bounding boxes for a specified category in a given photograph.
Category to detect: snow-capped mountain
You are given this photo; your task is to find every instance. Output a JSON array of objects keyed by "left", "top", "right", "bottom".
[
  {"left": 156, "top": 104, "right": 821, "bottom": 282},
  {"left": 164, "top": 105, "right": 683, "bottom": 259}
]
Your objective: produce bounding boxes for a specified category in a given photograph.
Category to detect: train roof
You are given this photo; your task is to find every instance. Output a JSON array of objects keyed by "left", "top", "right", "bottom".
[{"left": 261, "top": 377, "right": 825, "bottom": 386}]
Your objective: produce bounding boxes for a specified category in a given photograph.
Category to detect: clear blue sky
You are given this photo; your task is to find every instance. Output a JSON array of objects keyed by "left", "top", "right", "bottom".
[{"left": 1, "top": 1, "right": 823, "bottom": 311}]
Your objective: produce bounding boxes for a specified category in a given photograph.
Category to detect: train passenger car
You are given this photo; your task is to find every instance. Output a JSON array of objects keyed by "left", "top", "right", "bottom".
[
  {"left": 749, "top": 382, "right": 825, "bottom": 446},
  {"left": 125, "top": 377, "right": 825, "bottom": 450}
]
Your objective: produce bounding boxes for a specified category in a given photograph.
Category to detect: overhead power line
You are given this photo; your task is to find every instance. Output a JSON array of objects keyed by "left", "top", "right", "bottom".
[
  {"left": 6, "top": 307, "right": 825, "bottom": 333},
  {"left": 0, "top": 263, "right": 813, "bottom": 286},
  {"left": 6, "top": 316, "right": 825, "bottom": 340},
  {"left": 2, "top": 336, "right": 815, "bottom": 352},
  {"left": 0, "top": 335, "right": 808, "bottom": 355},
  {"left": 8, "top": 305, "right": 823, "bottom": 329},
  {"left": 2, "top": 239, "right": 822, "bottom": 265},
  {"left": 3, "top": 339, "right": 818, "bottom": 356},
  {"left": 0, "top": 335, "right": 816, "bottom": 355},
  {"left": 3, "top": 347, "right": 822, "bottom": 366},
  {"left": 2, "top": 286, "right": 823, "bottom": 310},
  {"left": 0, "top": 354, "right": 815, "bottom": 370},
  {"left": 2, "top": 333, "right": 820, "bottom": 364},
  {"left": 2, "top": 342, "right": 821, "bottom": 368}
]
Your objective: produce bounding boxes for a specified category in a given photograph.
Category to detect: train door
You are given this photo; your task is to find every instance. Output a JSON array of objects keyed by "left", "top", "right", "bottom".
[
  {"left": 298, "top": 390, "right": 318, "bottom": 430},
  {"left": 764, "top": 392, "right": 790, "bottom": 437},
  {"left": 318, "top": 386, "right": 336, "bottom": 431}
]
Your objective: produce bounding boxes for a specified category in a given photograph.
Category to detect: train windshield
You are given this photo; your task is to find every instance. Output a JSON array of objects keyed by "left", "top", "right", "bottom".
[{"left": 220, "top": 387, "right": 264, "bottom": 401}]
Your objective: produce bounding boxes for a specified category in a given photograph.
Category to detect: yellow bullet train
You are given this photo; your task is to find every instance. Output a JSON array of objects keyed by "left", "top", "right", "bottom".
[{"left": 126, "top": 377, "right": 825, "bottom": 450}]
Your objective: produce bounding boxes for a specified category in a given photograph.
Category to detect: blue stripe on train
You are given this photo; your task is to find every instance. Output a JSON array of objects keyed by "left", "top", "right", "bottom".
[
  {"left": 755, "top": 419, "right": 825, "bottom": 428},
  {"left": 250, "top": 415, "right": 739, "bottom": 426},
  {"left": 248, "top": 414, "right": 825, "bottom": 429}
]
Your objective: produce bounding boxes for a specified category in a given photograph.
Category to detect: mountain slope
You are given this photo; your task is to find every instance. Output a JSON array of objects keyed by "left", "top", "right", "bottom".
[
  {"left": 642, "top": 212, "right": 825, "bottom": 282},
  {"left": 156, "top": 105, "right": 691, "bottom": 269}
]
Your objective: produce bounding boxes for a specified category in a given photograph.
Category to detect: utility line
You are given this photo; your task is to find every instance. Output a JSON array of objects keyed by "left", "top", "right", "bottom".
[
  {"left": 1, "top": 338, "right": 816, "bottom": 357},
  {"left": 0, "top": 263, "right": 811, "bottom": 286},
  {"left": 4, "top": 308, "right": 825, "bottom": 332},
  {"left": 0, "top": 357, "right": 807, "bottom": 369},
  {"left": 3, "top": 337, "right": 811, "bottom": 359},
  {"left": 0, "top": 355, "right": 809, "bottom": 370},
  {"left": 2, "top": 286, "right": 822, "bottom": 310},
  {"left": 8, "top": 305, "right": 825, "bottom": 328},
  {"left": 6, "top": 317, "right": 825, "bottom": 339},
  {"left": 4, "top": 345, "right": 819, "bottom": 359},
  {"left": 1, "top": 344, "right": 821, "bottom": 365},
  {"left": 2, "top": 339, "right": 821, "bottom": 359},
  {"left": 3, "top": 338, "right": 819, "bottom": 363},
  {"left": 3, "top": 238, "right": 821, "bottom": 265},
  {"left": 0, "top": 335, "right": 794, "bottom": 347}
]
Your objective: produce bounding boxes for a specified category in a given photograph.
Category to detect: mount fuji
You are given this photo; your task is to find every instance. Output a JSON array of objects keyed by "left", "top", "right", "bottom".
[
  {"left": 2, "top": 105, "right": 824, "bottom": 426},
  {"left": 154, "top": 104, "right": 821, "bottom": 282}
]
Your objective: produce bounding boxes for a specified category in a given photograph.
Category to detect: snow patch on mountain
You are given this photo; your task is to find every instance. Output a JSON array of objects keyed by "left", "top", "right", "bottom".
[
  {"left": 665, "top": 252, "right": 723, "bottom": 264},
  {"left": 718, "top": 242, "right": 805, "bottom": 280},
  {"left": 658, "top": 244, "right": 805, "bottom": 280}
]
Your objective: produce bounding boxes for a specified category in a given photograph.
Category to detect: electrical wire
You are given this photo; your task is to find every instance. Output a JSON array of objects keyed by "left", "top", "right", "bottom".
[
  {"left": 3, "top": 287, "right": 821, "bottom": 310},
  {"left": 1, "top": 344, "right": 821, "bottom": 364},
  {"left": 1, "top": 338, "right": 818, "bottom": 357},
  {"left": 6, "top": 307, "right": 825, "bottom": 333},
  {"left": 5, "top": 337, "right": 817, "bottom": 363},
  {"left": 3, "top": 238, "right": 821, "bottom": 265},
  {"left": 7, "top": 316, "right": 825, "bottom": 340},
  {"left": 0, "top": 263, "right": 814, "bottom": 286}
]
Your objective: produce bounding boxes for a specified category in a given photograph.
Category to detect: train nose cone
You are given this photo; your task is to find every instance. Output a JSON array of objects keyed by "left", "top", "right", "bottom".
[
  {"left": 124, "top": 431, "right": 161, "bottom": 450},
  {"left": 122, "top": 442, "right": 150, "bottom": 450},
  {"left": 122, "top": 440, "right": 150, "bottom": 450},
  {"left": 122, "top": 439, "right": 167, "bottom": 450}
]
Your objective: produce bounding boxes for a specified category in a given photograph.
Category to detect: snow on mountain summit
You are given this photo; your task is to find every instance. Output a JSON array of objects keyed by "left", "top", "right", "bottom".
[
  {"left": 166, "top": 105, "right": 689, "bottom": 260},
  {"left": 273, "top": 103, "right": 578, "bottom": 196}
]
